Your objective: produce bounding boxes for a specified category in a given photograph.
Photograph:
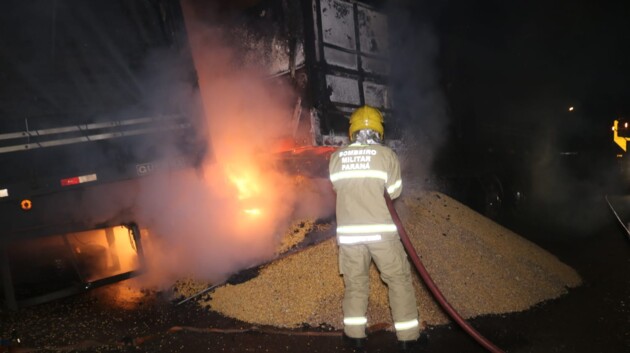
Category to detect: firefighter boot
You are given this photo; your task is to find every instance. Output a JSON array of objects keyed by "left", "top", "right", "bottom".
[
  {"left": 398, "top": 331, "right": 428, "bottom": 352},
  {"left": 342, "top": 333, "right": 367, "bottom": 351}
]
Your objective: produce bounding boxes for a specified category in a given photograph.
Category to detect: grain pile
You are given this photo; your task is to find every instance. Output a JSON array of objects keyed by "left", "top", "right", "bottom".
[{"left": 192, "top": 189, "right": 582, "bottom": 329}]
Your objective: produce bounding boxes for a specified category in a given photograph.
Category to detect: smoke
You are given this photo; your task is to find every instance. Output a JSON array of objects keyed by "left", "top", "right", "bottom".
[
  {"left": 125, "top": 1, "right": 334, "bottom": 287},
  {"left": 522, "top": 104, "right": 619, "bottom": 236},
  {"left": 387, "top": 3, "right": 449, "bottom": 187}
]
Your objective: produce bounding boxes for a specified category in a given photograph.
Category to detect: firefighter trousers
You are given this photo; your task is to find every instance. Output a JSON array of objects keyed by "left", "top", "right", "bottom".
[{"left": 339, "top": 239, "right": 420, "bottom": 341}]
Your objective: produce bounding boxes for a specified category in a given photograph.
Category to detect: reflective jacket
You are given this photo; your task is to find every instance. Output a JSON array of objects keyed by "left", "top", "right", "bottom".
[{"left": 329, "top": 142, "right": 402, "bottom": 245}]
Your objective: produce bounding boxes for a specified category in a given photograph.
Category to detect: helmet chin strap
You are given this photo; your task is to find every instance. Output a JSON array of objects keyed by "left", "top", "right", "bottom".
[{"left": 353, "top": 129, "right": 382, "bottom": 145}]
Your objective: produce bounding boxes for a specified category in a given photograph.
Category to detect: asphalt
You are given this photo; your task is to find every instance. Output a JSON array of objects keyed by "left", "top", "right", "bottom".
[{"left": 1, "top": 203, "right": 629, "bottom": 353}]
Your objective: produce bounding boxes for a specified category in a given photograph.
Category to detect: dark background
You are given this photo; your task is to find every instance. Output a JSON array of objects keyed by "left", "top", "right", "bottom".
[
  {"left": 386, "top": 0, "right": 630, "bottom": 232},
  {"left": 393, "top": 0, "right": 630, "bottom": 136}
]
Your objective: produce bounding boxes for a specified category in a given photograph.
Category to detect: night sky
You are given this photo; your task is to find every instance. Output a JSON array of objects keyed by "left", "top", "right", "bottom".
[
  {"left": 443, "top": 1, "right": 630, "bottom": 115},
  {"left": 391, "top": 0, "right": 630, "bottom": 153}
]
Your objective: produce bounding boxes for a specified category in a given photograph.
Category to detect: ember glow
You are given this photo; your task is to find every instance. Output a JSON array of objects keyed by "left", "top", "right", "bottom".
[
  {"left": 244, "top": 208, "right": 262, "bottom": 216},
  {"left": 226, "top": 165, "right": 262, "bottom": 201},
  {"left": 227, "top": 163, "right": 291, "bottom": 232},
  {"left": 67, "top": 226, "right": 141, "bottom": 282},
  {"left": 226, "top": 165, "right": 263, "bottom": 217},
  {"left": 8, "top": 225, "right": 143, "bottom": 301},
  {"left": 226, "top": 165, "right": 266, "bottom": 217}
]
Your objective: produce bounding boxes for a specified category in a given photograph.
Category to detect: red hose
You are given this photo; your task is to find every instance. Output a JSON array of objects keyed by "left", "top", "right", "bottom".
[{"left": 384, "top": 193, "right": 505, "bottom": 353}]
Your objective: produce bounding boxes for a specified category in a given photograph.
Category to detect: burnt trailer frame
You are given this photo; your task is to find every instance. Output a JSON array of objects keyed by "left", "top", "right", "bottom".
[
  {"left": 207, "top": 0, "right": 394, "bottom": 176},
  {"left": 301, "top": 0, "right": 396, "bottom": 146},
  {"left": 0, "top": 0, "right": 205, "bottom": 310},
  {"left": 223, "top": 0, "right": 394, "bottom": 148}
]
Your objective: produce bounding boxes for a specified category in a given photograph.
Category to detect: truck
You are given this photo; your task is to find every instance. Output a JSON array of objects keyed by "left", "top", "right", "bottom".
[{"left": 0, "top": 0, "right": 394, "bottom": 309}]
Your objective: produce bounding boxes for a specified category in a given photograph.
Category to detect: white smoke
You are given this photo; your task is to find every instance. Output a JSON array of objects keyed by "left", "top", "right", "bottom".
[{"left": 127, "top": 1, "right": 335, "bottom": 287}]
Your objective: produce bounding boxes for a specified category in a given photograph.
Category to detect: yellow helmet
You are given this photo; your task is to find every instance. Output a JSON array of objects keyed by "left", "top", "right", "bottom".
[{"left": 348, "top": 105, "right": 384, "bottom": 141}]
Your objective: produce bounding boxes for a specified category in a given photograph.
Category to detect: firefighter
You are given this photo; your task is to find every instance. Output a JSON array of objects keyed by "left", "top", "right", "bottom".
[{"left": 329, "top": 105, "right": 426, "bottom": 351}]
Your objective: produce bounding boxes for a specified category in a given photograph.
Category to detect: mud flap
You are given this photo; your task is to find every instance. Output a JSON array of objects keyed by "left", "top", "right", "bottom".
[{"left": 604, "top": 195, "right": 630, "bottom": 240}]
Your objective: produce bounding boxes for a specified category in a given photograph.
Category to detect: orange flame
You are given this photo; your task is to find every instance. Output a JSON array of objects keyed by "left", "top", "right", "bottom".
[
  {"left": 225, "top": 164, "right": 265, "bottom": 217},
  {"left": 225, "top": 164, "right": 261, "bottom": 200},
  {"left": 244, "top": 208, "right": 262, "bottom": 216}
]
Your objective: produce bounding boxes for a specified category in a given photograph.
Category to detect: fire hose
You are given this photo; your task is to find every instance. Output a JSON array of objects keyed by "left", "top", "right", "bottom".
[{"left": 384, "top": 192, "right": 505, "bottom": 353}]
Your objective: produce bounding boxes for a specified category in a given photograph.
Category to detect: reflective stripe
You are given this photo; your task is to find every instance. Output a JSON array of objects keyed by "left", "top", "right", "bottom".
[
  {"left": 394, "top": 319, "right": 419, "bottom": 331},
  {"left": 344, "top": 316, "right": 368, "bottom": 326},
  {"left": 330, "top": 170, "right": 388, "bottom": 183},
  {"left": 338, "top": 235, "right": 382, "bottom": 244},
  {"left": 78, "top": 174, "right": 97, "bottom": 183},
  {"left": 387, "top": 179, "right": 402, "bottom": 194},
  {"left": 337, "top": 224, "right": 397, "bottom": 234}
]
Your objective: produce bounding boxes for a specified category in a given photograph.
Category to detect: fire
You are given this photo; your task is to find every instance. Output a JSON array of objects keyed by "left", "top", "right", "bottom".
[
  {"left": 226, "top": 164, "right": 261, "bottom": 201},
  {"left": 225, "top": 163, "right": 265, "bottom": 217},
  {"left": 244, "top": 208, "right": 262, "bottom": 216}
]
